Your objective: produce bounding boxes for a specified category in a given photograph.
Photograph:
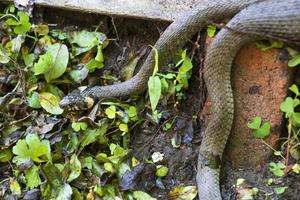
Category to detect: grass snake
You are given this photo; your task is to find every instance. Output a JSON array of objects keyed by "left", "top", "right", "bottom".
[{"left": 60, "top": 0, "right": 300, "bottom": 199}]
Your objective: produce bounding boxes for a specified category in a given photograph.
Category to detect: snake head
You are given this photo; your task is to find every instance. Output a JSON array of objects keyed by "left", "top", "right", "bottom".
[{"left": 59, "top": 86, "right": 96, "bottom": 111}]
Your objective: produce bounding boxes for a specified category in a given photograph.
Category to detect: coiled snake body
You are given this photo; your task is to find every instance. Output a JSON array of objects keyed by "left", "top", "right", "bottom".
[{"left": 60, "top": 0, "right": 300, "bottom": 199}]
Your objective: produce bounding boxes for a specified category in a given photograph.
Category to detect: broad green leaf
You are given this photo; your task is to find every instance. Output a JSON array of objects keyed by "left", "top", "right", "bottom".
[
  {"left": 39, "top": 92, "right": 63, "bottom": 115},
  {"left": 133, "top": 191, "right": 157, "bottom": 200},
  {"left": 80, "top": 122, "right": 108, "bottom": 149},
  {"left": 269, "top": 162, "right": 285, "bottom": 177},
  {"left": 12, "top": 134, "right": 51, "bottom": 165},
  {"left": 69, "top": 67, "right": 89, "bottom": 83},
  {"left": 22, "top": 53, "right": 35, "bottom": 67},
  {"left": 0, "top": 148, "right": 13, "bottom": 162},
  {"left": 67, "top": 154, "right": 82, "bottom": 182},
  {"left": 34, "top": 52, "right": 54, "bottom": 75},
  {"left": 169, "top": 186, "right": 197, "bottom": 200},
  {"left": 67, "top": 31, "right": 107, "bottom": 48},
  {"left": 254, "top": 122, "right": 271, "bottom": 139},
  {"left": 288, "top": 54, "right": 300, "bottom": 67},
  {"left": 289, "top": 84, "right": 300, "bottom": 96},
  {"left": 207, "top": 25, "right": 216, "bottom": 37},
  {"left": 274, "top": 186, "right": 287, "bottom": 195},
  {"left": 71, "top": 122, "right": 88, "bottom": 132},
  {"left": 156, "top": 165, "right": 169, "bottom": 177},
  {"left": 247, "top": 117, "right": 261, "bottom": 130},
  {"left": 105, "top": 106, "right": 116, "bottom": 119},
  {"left": 148, "top": 76, "right": 161, "bottom": 112},
  {"left": 85, "top": 59, "right": 103, "bottom": 72},
  {"left": 25, "top": 164, "right": 41, "bottom": 189},
  {"left": 44, "top": 44, "right": 69, "bottom": 82}
]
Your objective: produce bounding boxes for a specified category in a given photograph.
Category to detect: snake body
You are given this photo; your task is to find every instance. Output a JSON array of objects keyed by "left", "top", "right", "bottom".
[{"left": 60, "top": 0, "right": 300, "bottom": 199}]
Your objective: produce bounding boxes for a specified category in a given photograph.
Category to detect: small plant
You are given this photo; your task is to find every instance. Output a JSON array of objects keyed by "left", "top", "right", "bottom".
[{"left": 247, "top": 116, "right": 271, "bottom": 139}]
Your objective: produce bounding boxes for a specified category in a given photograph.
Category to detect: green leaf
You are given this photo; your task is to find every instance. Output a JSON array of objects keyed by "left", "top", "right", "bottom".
[
  {"left": 33, "top": 23, "right": 49, "bottom": 36},
  {"left": 105, "top": 106, "right": 116, "bottom": 119},
  {"left": 127, "top": 106, "right": 137, "bottom": 118},
  {"left": 256, "top": 40, "right": 284, "bottom": 51},
  {"left": 269, "top": 162, "right": 285, "bottom": 177},
  {"left": 119, "top": 123, "right": 128, "bottom": 132},
  {"left": 67, "top": 30, "right": 107, "bottom": 48},
  {"left": 85, "top": 59, "right": 103, "bottom": 72},
  {"left": 95, "top": 45, "right": 104, "bottom": 62},
  {"left": 133, "top": 191, "right": 157, "bottom": 200},
  {"left": 6, "top": 18, "right": 19, "bottom": 26},
  {"left": 40, "top": 163, "right": 73, "bottom": 199},
  {"left": 23, "top": 53, "right": 35, "bottom": 67},
  {"left": 0, "top": 148, "right": 13, "bottom": 162},
  {"left": 0, "top": 44, "right": 10, "bottom": 64},
  {"left": 11, "top": 35, "right": 25, "bottom": 53},
  {"left": 280, "top": 97, "right": 295, "bottom": 117},
  {"left": 247, "top": 117, "right": 262, "bottom": 130},
  {"left": 288, "top": 54, "right": 300, "bottom": 67},
  {"left": 254, "top": 122, "right": 271, "bottom": 139},
  {"left": 148, "top": 76, "right": 161, "bottom": 112},
  {"left": 292, "top": 163, "right": 300, "bottom": 174},
  {"left": 274, "top": 186, "right": 287, "bottom": 195},
  {"left": 71, "top": 122, "right": 88, "bottom": 132},
  {"left": 27, "top": 92, "right": 41, "bottom": 109},
  {"left": 34, "top": 52, "right": 54, "bottom": 75},
  {"left": 67, "top": 154, "right": 82, "bottom": 182},
  {"left": 44, "top": 44, "right": 69, "bottom": 82},
  {"left": 152, "top": 47, "right": 159, "bottom": 76},
  {"left": 292, "top": 112, "right": 300, "bottom": 124},
  {"left": 169, "top": 186, "right": 197, "bottom": 200},
  {"left": 12, "top": 134, "right": 51, "bottom": 165},
  {"left": 156, "top": 165, "right": 169, "bottom": 177},
  {"left": 207, "top": 25, "right": 216, "bottom": 37},
  {"left": 13, "top": 12, "right": 31, "bottom": 34},
  {"left": 79, "top": 122, "right": 108, "bottom": 149},
  {"left": 39, "top": 92, "right": 63, "bottom": 115},
  {"left": 25, "top": 164, "right": 41, "bottom": 189},
  {"left": 9, "top": 178, "right": 21, "bottom": 196},
  {"left": 289, "top": 84, "right": 300, "bottom": 96},
  {"left": 69, "top": 67, "right": 89, "bottom": 83}
]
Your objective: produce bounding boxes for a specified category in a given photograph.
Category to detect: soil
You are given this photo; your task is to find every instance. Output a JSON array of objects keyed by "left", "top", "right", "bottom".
[{"left": 8, "top": 5, "right": 300, "bottom": 200}]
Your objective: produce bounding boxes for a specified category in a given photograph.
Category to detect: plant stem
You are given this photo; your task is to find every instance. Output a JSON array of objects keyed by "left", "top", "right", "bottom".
[{"left": 285, "top": 119, "right": 292, "bottom": 174}]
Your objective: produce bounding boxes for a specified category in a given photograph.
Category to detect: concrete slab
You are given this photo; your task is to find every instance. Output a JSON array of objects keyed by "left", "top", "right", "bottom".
[{"left": 3, "top": 0, "right": 202, "bottom": 21}]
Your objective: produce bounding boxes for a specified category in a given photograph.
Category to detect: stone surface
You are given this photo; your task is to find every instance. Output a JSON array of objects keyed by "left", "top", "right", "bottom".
[
  {"left": 202, "top": 38, "right": 293, "bottom": 168},
  {"left": 3, "top": 0, "right": 202, "bottom": 21}
]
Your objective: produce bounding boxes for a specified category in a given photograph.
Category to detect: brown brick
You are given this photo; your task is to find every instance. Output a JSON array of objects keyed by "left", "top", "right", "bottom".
[{"left": 201, "top": 38, "right": 293, "bottom": 168}]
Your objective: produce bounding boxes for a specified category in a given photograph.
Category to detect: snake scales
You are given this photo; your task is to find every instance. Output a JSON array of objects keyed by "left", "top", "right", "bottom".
[{"left": 60, "top": 0, "right": 300, "bottom": 199}]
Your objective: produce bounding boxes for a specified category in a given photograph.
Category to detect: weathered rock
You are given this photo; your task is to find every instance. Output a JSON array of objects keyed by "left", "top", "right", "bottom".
[{"left": 202, "top": 38, "right": 293, "bottom": 168}]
